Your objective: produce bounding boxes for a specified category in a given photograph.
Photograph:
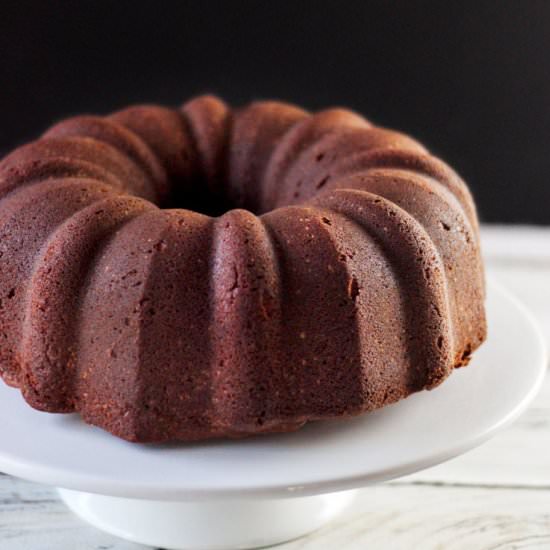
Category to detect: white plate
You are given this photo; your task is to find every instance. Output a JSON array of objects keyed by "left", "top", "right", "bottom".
[{"left": 0, "top": 279, "right": 546, "bottom": 501}]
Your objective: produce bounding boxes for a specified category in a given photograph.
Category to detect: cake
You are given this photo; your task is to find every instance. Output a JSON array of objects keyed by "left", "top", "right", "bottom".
[{"left": 0, "top": 95, "right": 486, "bottom": 443}]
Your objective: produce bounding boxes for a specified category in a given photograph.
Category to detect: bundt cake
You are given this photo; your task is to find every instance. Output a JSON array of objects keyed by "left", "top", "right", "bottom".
[{"left": 0, "top": 95, "right": 486, "bottom": 443}]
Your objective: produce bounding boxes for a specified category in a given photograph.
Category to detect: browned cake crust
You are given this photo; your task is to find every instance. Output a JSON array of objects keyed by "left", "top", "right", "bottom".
[{"left": 0, "top": 96, "right": 486, "bottom": 442}]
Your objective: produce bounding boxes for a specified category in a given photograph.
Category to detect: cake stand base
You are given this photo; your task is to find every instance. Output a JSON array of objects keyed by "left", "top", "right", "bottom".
[{"left": 58, "top": 488, "right": 358, "bottom": 550}]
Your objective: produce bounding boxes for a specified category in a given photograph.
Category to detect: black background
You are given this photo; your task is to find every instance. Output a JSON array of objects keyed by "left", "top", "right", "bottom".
[{"left": 1, "top": 1, "right": 549, "bottom": 224}]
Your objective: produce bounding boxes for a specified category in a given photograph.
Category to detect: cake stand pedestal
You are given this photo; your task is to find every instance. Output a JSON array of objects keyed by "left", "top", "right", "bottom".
[
  {"left": 0, "top": 281, "right": 546, "bottom": 550},
  {"left": 58, "top": 488, "right": 358, "bottom": 549}
]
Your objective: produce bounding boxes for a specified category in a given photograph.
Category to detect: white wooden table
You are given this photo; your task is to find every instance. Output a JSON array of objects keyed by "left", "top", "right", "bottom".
[{"left": 1, "top": 225, "right": 549, "bottom": 550}]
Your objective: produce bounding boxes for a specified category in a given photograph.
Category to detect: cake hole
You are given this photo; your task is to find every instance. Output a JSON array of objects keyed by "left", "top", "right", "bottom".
[
  {"left": 440, "top": 221, "right": 451, "bottom": 231},
  {"left": 461, "top": 345, "right": 472, "bottom": 361},
  {"left": 347, "top": 276, "right": 360, "bottom": 302},
  {"left": 157, "top": 141, "right": 337, "bottom": 216},
  {"left": 260, "top": 289, "right": 275, "bottom": 320},
  {"left": 163, "top": 180, "right": 235, "bottom": 217},
  {"left": 154, "top": 240, "right": 167, "bottom": 252},
  {"left": 316, "top": 176, "right": 330, "bottom": 189}
]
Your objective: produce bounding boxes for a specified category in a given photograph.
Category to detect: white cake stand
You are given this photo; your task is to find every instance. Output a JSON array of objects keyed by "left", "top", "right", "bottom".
[{"left": 0, "top": 280, "right": 546, "bottom": 550}]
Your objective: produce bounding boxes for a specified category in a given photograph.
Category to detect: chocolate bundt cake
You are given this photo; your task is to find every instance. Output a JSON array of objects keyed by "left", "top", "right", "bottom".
[{"left": 0, "top": 95, "right": 486, "bottom": 443}]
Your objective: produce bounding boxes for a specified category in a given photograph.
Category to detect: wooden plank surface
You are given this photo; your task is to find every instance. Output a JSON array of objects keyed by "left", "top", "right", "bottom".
[{"left": 1, "top": 225, "right": 549, "bottom": 549}]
